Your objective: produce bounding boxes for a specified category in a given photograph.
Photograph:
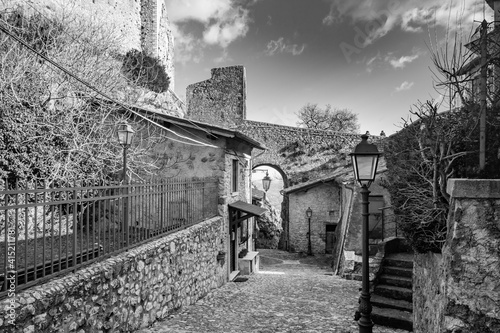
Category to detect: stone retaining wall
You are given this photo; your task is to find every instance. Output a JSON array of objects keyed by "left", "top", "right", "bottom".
[
  {"left": 413, "top": 179, "right": 500, "bottom": 333},
  {"left": 0, "top": 216, "right": 226, "bottom": 332},
  {"left": 413, "top": 252, "right": 446, "bottom": 332}
]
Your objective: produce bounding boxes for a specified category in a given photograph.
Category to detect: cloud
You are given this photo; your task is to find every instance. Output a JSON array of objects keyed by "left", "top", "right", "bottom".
[
  {"left": 389, "top": 54, "right": 419, "bottom": 68},
  {"left": 167, "top": 0, "right": 232, "bottom": 23},
  {"left": 324, "top": 0, "right": 487, "bottom": 46},
  {"left": 167, "top": 0, "right": 253, "bottom": 62},
  {"left": 365, "top": 51, "right": 421, "bottom": 72},
  {"left": 365, "top": 53, "right": 381, "bottom": 72},
  {"left": 395, "top": 81, "right": 414, "bottom": 92},
  {"left": 265, "top": 37, "right": 306, "bottom": 56},
  {"left": 170, "top": 25, "right": 204, "bottom": 65},
  {"left": 202, "top": 7, "right": 250, "bottom": 48}
]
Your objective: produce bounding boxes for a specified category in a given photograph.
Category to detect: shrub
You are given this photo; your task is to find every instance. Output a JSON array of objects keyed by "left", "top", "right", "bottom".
[{"left": 122, "top": 49, "right": 170, "bottom": 93}]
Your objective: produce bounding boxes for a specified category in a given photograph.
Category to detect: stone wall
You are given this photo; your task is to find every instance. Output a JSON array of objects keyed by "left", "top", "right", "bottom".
[
  {"left": 131, "top": 116, "right": 226, "bottom": 180},
  {"left": 414, "top": 252, "right": 446, "bottom": 333},
  {"left": 186, "top": 66, "right": 246, "bottom": 128},
  {"left": 288, "top": 181, "right": 341, "bottom": 254},
  {"left": 413, "top": 179, "right": 500, "bottom": 333},
  {"left": 0, "top": 217, "right": 226, "bottom": 333}
]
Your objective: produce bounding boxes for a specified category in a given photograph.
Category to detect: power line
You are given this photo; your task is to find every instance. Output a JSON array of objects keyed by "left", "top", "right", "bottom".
[
  {"left": 18, "top": 0, "right": 220, "bottom": 142},
  {"left": 0, "top": 21, "right": 218, "bottom": 148}
]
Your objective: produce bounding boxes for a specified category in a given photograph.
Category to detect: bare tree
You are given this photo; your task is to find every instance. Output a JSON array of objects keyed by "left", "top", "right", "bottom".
[
  {"left": 296, "top": 103, "right": 359, "bottom": 133},
  {"left": 428, "top": 13, "right": 500, "bottom": 108},
  {"left": 382, "top": 98, "right": 500, "bottom": 252},
  {"left": 0, "top": 5, "right": 176, "bottom": 185}
]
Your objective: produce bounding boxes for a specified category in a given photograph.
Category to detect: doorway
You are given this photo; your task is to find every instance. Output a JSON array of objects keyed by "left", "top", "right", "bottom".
[{"left": 325, "top": 224, "right": 337, "bottom": 254}]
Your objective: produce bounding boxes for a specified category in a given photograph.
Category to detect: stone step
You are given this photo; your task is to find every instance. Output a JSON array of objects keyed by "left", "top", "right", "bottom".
[
  {"left": 383, "top": 266, "right": 413, "bottom": 278},
  {"left": 374, "top": 284, "right": 413, "bottom": 302},
  {"left": 371, "top": 294, "right": 413, "bottom": 312},
  {"left": 384, "top": 257, "right": 413, "bottom": 269},
  {"left": 379, "top": 274, "right": 412, "bottom": 289},
  {"left": 372, "top": 306, "right": 413, "bottom": 331}
]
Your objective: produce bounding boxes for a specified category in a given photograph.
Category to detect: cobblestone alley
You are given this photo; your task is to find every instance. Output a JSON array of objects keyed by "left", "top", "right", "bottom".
[{"left": 137, "top": 249, "right": 408, "bottom": 333}]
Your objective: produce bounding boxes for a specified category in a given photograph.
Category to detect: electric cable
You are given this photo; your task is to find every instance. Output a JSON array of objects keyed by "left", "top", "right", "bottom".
[
  {"left": 19, "top": 0, "right": 220, "bottom": 141},
  {"left": 0, "top": 21, "right": 218, "bottom": 148}
]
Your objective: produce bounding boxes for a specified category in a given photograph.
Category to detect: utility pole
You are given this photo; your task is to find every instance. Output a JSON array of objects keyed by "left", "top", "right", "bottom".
[{"left": 479, "top": 19, "right": 487, "bottom": 171}]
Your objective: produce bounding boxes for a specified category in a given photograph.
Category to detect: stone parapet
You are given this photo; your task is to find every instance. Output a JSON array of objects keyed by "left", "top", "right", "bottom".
[{"left": 447, "top": 178, "right": 500, "bottom": 198}]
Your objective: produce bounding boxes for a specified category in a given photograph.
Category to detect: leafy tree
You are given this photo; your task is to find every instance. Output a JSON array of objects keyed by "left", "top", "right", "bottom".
[{"left": 296, "top": 103, "right": 359, "bottom": 133}]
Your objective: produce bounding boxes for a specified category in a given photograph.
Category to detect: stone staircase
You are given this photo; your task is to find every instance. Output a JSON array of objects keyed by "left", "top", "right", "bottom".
[{"left": 371, "top": 252, "right": 413, "bottom": 331}]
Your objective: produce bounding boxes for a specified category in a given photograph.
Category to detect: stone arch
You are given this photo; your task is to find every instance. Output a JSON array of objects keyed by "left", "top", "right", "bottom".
[
  {"left": 252, "top": 163, "right": 290, "bottom": 250},
  {"left": 252, "top": 163, "right": 290, "bottom": 188}
]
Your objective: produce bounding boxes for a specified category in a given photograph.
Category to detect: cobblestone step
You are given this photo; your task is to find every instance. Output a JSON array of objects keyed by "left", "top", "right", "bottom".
[
  {"left": 374, "top": 284, "right": 413, "bottom": 302},
  {"left": 379, "top": 274, "right": 412, "bottom": 289},
  {"left": 371, "top": 294, "right": 413, "bottom": 312},
  {"left": 383, "top": 257, "right": 413, "bottom": 269},
  {"left": 372, "top": 306, "right": 413, "bottom": 331},
  {"left": 383, "top": 266, "right": 413, "bottom": 278}
]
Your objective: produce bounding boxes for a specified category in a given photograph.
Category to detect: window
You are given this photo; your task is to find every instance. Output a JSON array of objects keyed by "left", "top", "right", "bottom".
[{"left": 232, "top": 159, "right": 239, "bottom": 193}]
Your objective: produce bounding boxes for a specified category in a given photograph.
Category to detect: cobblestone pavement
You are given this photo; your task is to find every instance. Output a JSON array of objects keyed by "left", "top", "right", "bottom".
[{"left": 137, "top": 249, "right": 409, "bottom": 333}]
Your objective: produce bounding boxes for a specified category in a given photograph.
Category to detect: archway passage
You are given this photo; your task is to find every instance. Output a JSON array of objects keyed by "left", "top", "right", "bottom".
[{"left": 251, "top": 164, "right": 290, "bottom": 250}]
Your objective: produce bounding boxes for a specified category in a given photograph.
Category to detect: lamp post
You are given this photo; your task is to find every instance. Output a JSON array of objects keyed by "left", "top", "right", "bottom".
[
  {"left": 117, "top": 122, "right": 135, "bottom": 183},
  {"left": 350, "top": 133, "right": 381, "bottom": 333},
  {"left": 117, "top": 121, "right": 135, "bottom": 247},
  {"left": 262, "top": 170, "right": 272, "bottom": 202},
  {"left": 306, "top": 207, "right": 313, "bottom": 256}
]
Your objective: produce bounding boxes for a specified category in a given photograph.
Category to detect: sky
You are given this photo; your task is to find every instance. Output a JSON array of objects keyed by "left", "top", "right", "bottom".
[{"left": 166, "top": 0, "right": 493, "bottom": 135}]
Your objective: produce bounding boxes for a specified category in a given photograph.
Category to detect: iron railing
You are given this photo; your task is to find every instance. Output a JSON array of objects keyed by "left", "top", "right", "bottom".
[{"left": 0, "top": 177, "right": 218, "bottom": 298}]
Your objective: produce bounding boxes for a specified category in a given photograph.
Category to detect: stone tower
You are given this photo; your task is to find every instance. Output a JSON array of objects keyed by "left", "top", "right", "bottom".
[
  {"left": 2, "top": 0, "right": 175, "bottom": 88},
  {"left": 140, "top": 0, "right": 175, "bottom": 89},
  {"left": 186, "top": 66, "right": 247, "bottom": 128}
]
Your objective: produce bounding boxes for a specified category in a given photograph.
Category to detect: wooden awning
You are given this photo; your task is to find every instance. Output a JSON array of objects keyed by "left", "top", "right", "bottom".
[{"left": 228, "top": 200, "right": 267, "bottom": 226}]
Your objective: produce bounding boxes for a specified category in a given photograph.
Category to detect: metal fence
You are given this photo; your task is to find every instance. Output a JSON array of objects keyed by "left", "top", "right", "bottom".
[{"left": 0, "top": 177, "right": 219, "bottom": 298}]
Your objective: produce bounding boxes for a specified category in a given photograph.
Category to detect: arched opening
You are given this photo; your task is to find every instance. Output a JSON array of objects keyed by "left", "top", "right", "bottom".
[{"left": 251, "top": 164, "right": 289, "bottom": 250}]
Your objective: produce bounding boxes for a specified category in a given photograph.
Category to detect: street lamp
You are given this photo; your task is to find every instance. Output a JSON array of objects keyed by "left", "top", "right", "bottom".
[
  {"left": 262, "top": 170, "right": 272, "bottom": 201},
  {"left": 350, "top": 133, "right": 381, "bottom": 333},
  {"left": 117, "top": 121, "right": 135, "bottom": 183},
  {"left": 306, "top": 207, "right": 313, "bottom": 256},
  {"left": 117, "top": 121, "right": 134, "bottom": 247}
]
